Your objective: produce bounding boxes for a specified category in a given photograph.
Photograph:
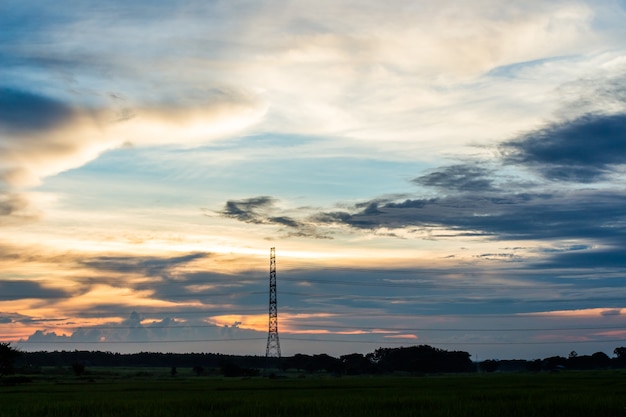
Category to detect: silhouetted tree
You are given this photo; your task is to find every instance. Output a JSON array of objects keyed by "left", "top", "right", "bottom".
[
  {"left": 370, "top": 345, "right": 473, "bottom": 374},
  {"left": 340, "top": 353, "right": 374, "bottom": 375},
  {"left": 591, "top": 351, "right": 611, "bottom": 369},
  {"left": 479, "top": 359, "right": 499, "bottom": 373},
  {"left": 614, "top": 347, "right": 626, "bottom": 367},
  {"left": 526, "top": 359, "right": 542, "bottom": 372},
  {"left": 0, "top": 342, "right": 20, "bottom": 376},
  {"left": 312, "top": 354, "right": 343, "bottom": 374},
  {"left": 284, "top": 354, "right": 313, "bottom": 373},
  {"left": 567, "top": 352, "right": 610, "bottom": 370},
  {"left": 542, "top": 356, "right": 567, "bottom": 371}
]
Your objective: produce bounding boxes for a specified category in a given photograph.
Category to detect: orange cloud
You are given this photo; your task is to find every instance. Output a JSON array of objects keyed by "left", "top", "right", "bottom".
[
  {"left": 384, "top": 334, "right": 419, "bottom": 339},
  {"left": 522, "top": 308, "right": 624, "bottom": 318}
]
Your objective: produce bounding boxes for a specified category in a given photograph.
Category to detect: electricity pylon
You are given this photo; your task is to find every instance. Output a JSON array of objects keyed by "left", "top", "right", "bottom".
[{"left": 265, "top": 247, "right": 281, "bottom": 358}]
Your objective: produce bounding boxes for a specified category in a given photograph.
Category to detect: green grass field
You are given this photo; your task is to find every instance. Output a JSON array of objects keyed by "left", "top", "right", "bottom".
[{"left": 2, "top": 370, "right": 626, "bottom": 416}]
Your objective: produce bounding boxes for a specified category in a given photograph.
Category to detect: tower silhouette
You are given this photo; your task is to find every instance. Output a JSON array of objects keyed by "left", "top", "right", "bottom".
[{"left": 265, "top": 247, "right": 281, "bottom": 358}]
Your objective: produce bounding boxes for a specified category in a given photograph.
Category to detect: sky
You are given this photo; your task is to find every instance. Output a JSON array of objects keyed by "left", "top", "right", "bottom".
[{"left": 2, "top": 0, "right": 626, "bottom": 361}]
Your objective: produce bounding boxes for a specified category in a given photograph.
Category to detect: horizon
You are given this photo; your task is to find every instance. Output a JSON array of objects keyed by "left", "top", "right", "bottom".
[
  {"left": 2, "top": 0, "right": 626, "bottom": 361},
  {"left": 11, "top": 340, "right": 625, "bottom": 364}
]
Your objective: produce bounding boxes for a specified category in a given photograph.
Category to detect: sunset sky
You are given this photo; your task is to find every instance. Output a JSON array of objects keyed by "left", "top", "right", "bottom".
[{"left": 2, "top": 0, "right": 626, "bottom": 360}]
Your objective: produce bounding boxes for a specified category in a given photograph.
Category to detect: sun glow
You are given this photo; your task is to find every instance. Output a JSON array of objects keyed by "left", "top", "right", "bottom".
[{"left": 210, "top": 314, "right": 268, "bottom": 332}]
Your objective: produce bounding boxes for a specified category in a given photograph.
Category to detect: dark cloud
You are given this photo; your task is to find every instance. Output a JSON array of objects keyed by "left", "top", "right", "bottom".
[
  {"left": 502, "top": 113, "right": 626, "bottom": 182},
  {"left": 81, "top": 252, "right": 208, "bottom": 279},
  {"left": 221, "top": 196, "right": 276, "bottom": 223},
  {"left": 133, "top": 270, "right": 265, "bottom": 305},
  {"left": 220, "top": 196, "right": 328, "bottom": 238},
  {"left": 537, "top": 247, "right": 626, "bottom": 269},
  {"left": 0, "top": 280, "right": 69, "bottom": 301},
  {"left": 315, "top": 190, "right": 626, "bottom": 241},
  {"left": 537, "top": 244, "right": 591, "bottom": 254},
  {"left": 268, "top": 216, "right": 302, "bottom": 228},
  {"left": 0, "top": 87, "right": 75, "bottom": 134},
  {"left": 313, "top": 211, "right": 355, "bottom": 224},
  {"left": 0, "top": 193, "right": 30, "bottom": 217},
  {"left": 601, "top": 309, "right": 622, "bottom": 316},
  {"left": 220, "top": 196, "right": 304, "bottom": 230},
  {"left": 277, "top": 266, "right": 626, "bottom": 317},
  {"left": 314, "top": 209, "right": 380, "bottom": 229},
  {"left": 413, "top": 164, "right": 496, "bottom": 192},
  {"left": 384, "top": 198, "right": 438, "bottom": 209},
  {"left": 474, "top": 253, "right": 519, "bottom": 261}
]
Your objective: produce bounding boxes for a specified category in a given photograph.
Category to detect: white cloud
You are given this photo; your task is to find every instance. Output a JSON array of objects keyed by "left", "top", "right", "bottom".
[{"left": 0, "top": 93, "right": 264, "bottom": 188}]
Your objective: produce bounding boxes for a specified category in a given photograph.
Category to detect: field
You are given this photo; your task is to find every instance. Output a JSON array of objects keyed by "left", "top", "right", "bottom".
[{"left": 2, "top": 369, "right": 626, "bottom": 416}]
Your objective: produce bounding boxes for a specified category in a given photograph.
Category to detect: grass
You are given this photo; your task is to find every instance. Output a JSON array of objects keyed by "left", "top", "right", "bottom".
[{"left": 2, "top": 370, "right": 626, "bottom": 416}]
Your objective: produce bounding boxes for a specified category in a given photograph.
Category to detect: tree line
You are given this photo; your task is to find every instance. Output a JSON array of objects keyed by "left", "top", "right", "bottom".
[{"left": 3, "top": 342, "right": 626, "bottom": 377}]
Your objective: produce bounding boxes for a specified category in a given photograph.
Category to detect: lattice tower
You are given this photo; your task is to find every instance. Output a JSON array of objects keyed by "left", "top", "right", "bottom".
[{"left": 265, "top": 247, "right": 281, "bottom": 358}]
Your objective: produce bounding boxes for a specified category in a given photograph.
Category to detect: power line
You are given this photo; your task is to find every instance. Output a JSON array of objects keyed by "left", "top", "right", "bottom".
[
  {"left": 16, "top": 337, "right": 265, "bottom": 344},
  {"left": 18, "top": 308, "right": 266, "bottom": 318},
  {"left": 15, "top": 336, "right": 626, "bottom": 347},
  {"left": 279, "top": 276, "right": 540, "bottom": 290},
  {"left": 17, "top": 323, "right": 626, "bottom": 332},
  {"left": 0, "top": 291, "right": 267, "bottom": 300},
  {"left": 290, "top": 323, "right": 626, "bottom": 332},
  {"left": 282, "top": 337, "right": 626, "bottom": 346}
]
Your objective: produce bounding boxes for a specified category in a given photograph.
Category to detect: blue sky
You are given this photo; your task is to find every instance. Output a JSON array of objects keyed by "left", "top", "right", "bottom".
[{"left": 2, "top": 0, "right": 626, "bottom": 360}]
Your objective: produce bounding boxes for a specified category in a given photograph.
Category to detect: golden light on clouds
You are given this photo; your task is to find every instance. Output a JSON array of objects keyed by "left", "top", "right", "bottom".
[
  {"left": 384, "top": 334, "right": 419, "bottom": 339},
  {"left": 111, "top": 99, "right": 267, "bottom": 147},
  {"left": 210, "top": 314, "right": 267, "bottom": 332}
]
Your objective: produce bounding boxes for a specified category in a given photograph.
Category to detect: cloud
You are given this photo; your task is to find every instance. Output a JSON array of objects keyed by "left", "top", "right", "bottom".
[
  {"left": 0, "top": 244, "right": 266, "bottom": 313},
  {"left": 413, "top": 164, "right": 497, "bottom": 192},
  {"left": 80, "top": 253, "right": 208, "bottom": 279},
  {"left": 502, "top": 113, "right": 626, "bottom": 182},
  {"left": 0, "top": 0, "right": 620, "bottom": 213},
  {"left": 220, "top": 196, "right": 328, "bottom": 238},
  {"left": 0, "top": 312, "right": 35, "bottom": 325},
  {"left": 2, "top": 0, "right": 607, "bottom": 156},
  {"left": 537, "top": 247, "right": 626, "bottom": 269},
  {"left": 0, "top": 86, "right": 264, "bottom": 186},
  {"left": 304, "top": 87, "right": 626, "bottom": 242},
  {"left": 0, "top": 85, "right": 265, "bottom": 224},
  {"left": 0, "top": 192, "right": 37, "bottom": 225},
  {"left": 0, "top": 87, "right": 106, "bottom": 187},
  {"left": 218, "top": 71, "right": 626, "bottom": 243},
  {"left": 221, "top": 196, "right": 276, "bottom": 224},
  {"left": 0, "top": 87, "right": 76, "bottom": 134},
  {"left": 108, "top": 89, "right": 266, "bottom": 148},
  {"left": 0, "top": 280, "right": 69, "bottom": 301},
  {"left": 7, "top": 246, "right": 626, "bottom": 357},
  {"left": 600, "top": 309, "right": 622, "bottom": 316},
  {"left": 311, "top": 184, "right": 626, "bottom": 243},
  {"left": 17, "top": 311, "right": 266, "bottom": 354}
]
